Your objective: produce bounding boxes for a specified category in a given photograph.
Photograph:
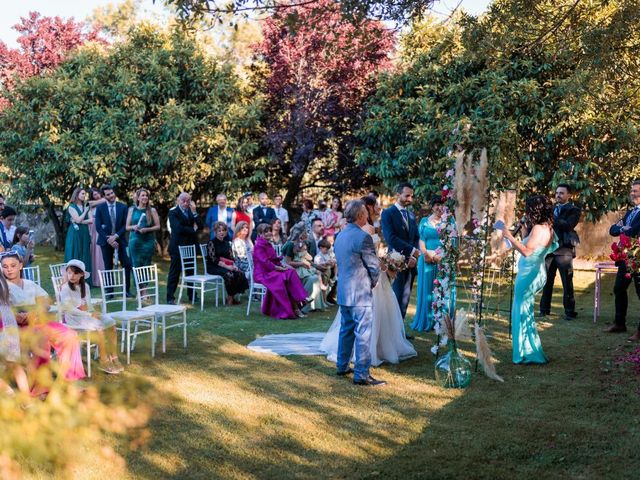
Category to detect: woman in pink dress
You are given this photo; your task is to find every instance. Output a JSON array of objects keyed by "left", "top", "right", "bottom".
[
  {"left": 252, "top": 223, "right": 309, "bottom": 319},
  {"left": 88, "top": 188, "right": 106, "bottom": 287},
  {"left": 1, "top": 252, "right": 85, "bottom": 391}
]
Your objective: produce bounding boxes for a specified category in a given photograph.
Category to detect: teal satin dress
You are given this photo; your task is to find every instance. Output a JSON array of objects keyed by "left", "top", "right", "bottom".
[
  {"left": 64, "top": 203, "right": 93, "bottom": 285},
  {"left": 511, "top": 233, "right": 558, "bottom": 364},
  {"left": 128, "top": 208, "right": 156, "bottom": 268},
  {"left": 411, "top": 217, "right": 456, "bottom": 332}
]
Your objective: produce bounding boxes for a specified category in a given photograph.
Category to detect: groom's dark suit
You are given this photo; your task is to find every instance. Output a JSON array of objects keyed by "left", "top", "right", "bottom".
[{"left": 381, "top": 204, "right": 420, "bottom": 319}]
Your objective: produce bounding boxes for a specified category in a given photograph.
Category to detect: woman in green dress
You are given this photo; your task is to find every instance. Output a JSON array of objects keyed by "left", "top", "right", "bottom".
[
  {"left": 126, "top": 188, "right": 160, "bottom": 268},
  {"left": 502, "top": 195, "right": 558, "bottom": 365},
  {"left": 64, "top": 187, "right": 93, "bottom": 285}
]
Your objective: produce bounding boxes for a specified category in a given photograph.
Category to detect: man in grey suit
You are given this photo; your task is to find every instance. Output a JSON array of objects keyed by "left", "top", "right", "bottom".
[{"left": 334, "top": 200, "right": 384, "bottom": 386}]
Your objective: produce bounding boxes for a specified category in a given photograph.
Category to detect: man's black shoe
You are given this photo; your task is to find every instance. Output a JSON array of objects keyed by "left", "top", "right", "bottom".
[
  {"left": 354, "top": 376, "right": 386, "bottom": 387},
  {"left": 336, "top": 368, "right": 353, "bottom": 376}
]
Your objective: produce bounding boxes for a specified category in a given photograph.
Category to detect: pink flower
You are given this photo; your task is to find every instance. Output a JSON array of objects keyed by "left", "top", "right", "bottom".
[
  {"left": 445, "top": 169, "right": 454, "bottom": 177},
  {"left": 625, "top": 273, "right": 632, "bottom": 279}
]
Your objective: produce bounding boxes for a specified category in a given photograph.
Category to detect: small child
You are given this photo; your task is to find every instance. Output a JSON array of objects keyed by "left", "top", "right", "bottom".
[
  {"left": 292, "top": 240, "right": 317, "bottom": 281},
  {"left": 60, "top": 259, "right": 123, "bottom": 375},
  {"left": 313, "top": 239, "right": 337, "bottom": 300}
]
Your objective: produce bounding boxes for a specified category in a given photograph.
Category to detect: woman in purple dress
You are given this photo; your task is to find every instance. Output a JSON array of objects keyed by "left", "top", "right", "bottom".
[{"left": 252, "top": 223, "right": 309, "bottom": 319}]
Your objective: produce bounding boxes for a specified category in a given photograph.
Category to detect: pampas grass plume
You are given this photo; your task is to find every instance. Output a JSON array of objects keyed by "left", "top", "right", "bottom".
[
  {"left": 472, "top": 148, "right": 489, "bottom": 219},
  {"left": 475, "top": 323, "right": 504, "bottom": 382},
  {"left": 454, "top": 308, "right": 472, "bottom": 341}
]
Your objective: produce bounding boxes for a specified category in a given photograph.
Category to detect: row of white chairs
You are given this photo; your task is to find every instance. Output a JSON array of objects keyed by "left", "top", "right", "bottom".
[{"left": 49, "top": 264, "right": 187, "bottom": 376}]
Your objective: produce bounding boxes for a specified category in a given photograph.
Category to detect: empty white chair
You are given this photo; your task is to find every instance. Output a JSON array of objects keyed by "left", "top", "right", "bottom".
[
  {"left": 133, "top": 265, "right": 187, "bottom": 353},
  {"left": 52, "top": 275, "right": 98, "bottom": 376},
  {"left": 23, "top": 265, "right": 41, "bottom": 286},
  {"left": 177, "top": 244, "right": 224, "bottom": 310},
  {"left": 246, "top": 254, "right": 267, "bottom": 316},
  {"left": 49, "top": 263, "right": 66, "bottom": 280},
  {"left": 100, "top": 268, "right": 156, "bottom": 364}
]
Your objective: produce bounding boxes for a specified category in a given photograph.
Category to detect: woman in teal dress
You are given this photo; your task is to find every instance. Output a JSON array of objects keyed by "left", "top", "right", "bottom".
[
  {"left": 411, "top": 196, "right": 456, "bottom": 332},
  {"left": 64, "top": 187, "right": 93, "bottom": 285},
  {"left": 126, "top": 188, "right": 161, "bottom": 267},
  {"left": 502, "top": 195, "right": 557, "bottom": 365}
]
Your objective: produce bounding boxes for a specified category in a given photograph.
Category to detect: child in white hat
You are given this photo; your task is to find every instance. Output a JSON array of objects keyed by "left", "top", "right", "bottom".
[{"left": 60, "top": 259, "right": 123, "bottom": 374}]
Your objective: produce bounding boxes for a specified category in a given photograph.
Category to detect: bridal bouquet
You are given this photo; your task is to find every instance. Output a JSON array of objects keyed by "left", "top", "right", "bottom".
[
  {"left": 610, "top": 234, "right": 640, "bottom": 275},
  {"left": 379, "top": 250, "right": 408, "bottom": 279}
]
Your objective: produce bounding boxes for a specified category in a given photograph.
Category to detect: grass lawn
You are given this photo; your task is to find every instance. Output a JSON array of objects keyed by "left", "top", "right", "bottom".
[{"left": 28, "top": 247, "right": 640, "bottom": 479}]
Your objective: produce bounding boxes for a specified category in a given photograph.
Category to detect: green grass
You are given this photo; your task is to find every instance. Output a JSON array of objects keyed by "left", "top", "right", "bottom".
[{"left": 28, "top": 248, "right": 640, "bottom": 479}]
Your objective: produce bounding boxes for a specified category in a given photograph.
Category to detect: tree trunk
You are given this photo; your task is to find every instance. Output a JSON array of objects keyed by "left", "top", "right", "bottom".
[
  {"left": 42, "top": 195, "right": 65, "bottom": 251},
  {"left": 283, "top": 172, "right": 305, "bottom": 211}
]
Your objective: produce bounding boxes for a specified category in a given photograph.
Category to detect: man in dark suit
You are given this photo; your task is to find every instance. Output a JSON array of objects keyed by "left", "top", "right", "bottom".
[
  {"left": 381, "top": 182, "right": 420, "bottom": 319},
  {"left": 94, "top": 185, "right": 133, "bottom": 295},
  {"left": 606, "top": 180, "right": 640, "bottom": 340},
  {"left": 251, "top": 192, "right": 277, "bottom": 241},
  {"left": 166, "top": 192, "right": 203, "bottom": 304},
  {"left": 540, "top": 183, "right": 581, "bottom": 320}
]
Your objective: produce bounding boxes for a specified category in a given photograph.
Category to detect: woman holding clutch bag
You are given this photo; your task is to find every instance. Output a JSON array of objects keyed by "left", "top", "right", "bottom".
[
  {"left": 206, "top": 222, "right": 249, "bottom": 305},
  {"left": 126, "top": 188, "right": 160, "bottom": 268}
]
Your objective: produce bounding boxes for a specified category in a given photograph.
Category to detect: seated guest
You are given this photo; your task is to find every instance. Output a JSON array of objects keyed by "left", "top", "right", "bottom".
[
  {"left": 11, "top": 227, "right": 34, "bottom": 267},
  {"left": 607, "top": 179, "right": 640, "bottom": 340},
  {"left": 1, "top": 251, "right": 85, "bottom": 394},
  {"left": 252, "top": 223, "right": 309, "bottom": 319},
  {"left": 0, "top": 206, "right": 17, "bottom": 252},
  {"left": 206, "top": 222, "right": 249, "bottom": 305},
  {"left": 0, "top": 272, "right": 29, "bottom": 395},
  {"left": 300, "top": 199, "right": 317, "bottom": 234},
  {"left": 314, "top": 239, "right": 337, "bottom": 303},
  {"left": 270, "top": 218, "right": 285, "bottom": 248},
  {"left": 282, "top": 222, "right": 328, "bottom": 312},
  {"left": 60, "top": 260, "right": 123, "bottom": 374},
  {"left": 232, "top": 221, "right": 253, "bottom": 278}
]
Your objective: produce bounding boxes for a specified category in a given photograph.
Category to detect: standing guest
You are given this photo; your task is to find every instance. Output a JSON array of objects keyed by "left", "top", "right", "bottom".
[
  {"left": 411, "top": 196, "right": 456, "bottom": 332},
  {"left": 244, "top": 192, "right": 257, "bottom": 216},
  {"left": 232, "top": 221, "right": 253, "bottom": 277},
  {"left": 126, "top": 188, "right": 161, "bottom": 268},
  {"left": 206, "top": 222, "right": 248, "bottom": 305},
  {"left": 273, "top": 194, "right": 290, "bottom": 235},
  {"left": 0, "top": 197, "right": 16, "bottom": 248},
  {"left": 205, "top": 193, "right": 234, "bottom": 241},
  {"left": 606, "top": 180, "right": 640, "bottom": 340},
  {"left": 540, "top": 184, "right": 581, "bottom": 320},
  {"left": 381, "top": 183, "right": 420, "bottom": 320},
  {"left": 94, "top": 185, "right": 133, "bottom": 295},
  {"left": 252, "top": 192, "right": 277, "bottom": 241},
  {"left": 233, "top": 195, "right": 253, "bottom": 239},
  {"left": 2, "top": 251, "right": 85, "bottom": 386},
  {"left": 0, "top": 207, "right": 18, "bottom": 252},
  {"left": 64, "top": 188, "right": 93, "bottom": 285},
  {"left": 252, "top": 223, "right": 309, "bottom": 319},
  {"left": 270, "top": 218, "right": 285, "bottom": 248},
  {"left": 502, "top": 195, "right": 557, "bottom": 364},
  {"left": 60, "top": 260, "right": 123, "bottom": 374},
  {"left": 11, "top": 227, "right": 34, "bottom": 267},
  {"left": 282, "top": 222, "right": 327, "bottom": 312},
  {"left": 166, "top": 192, "right": 203, "bottom": 304},
  {"left": 316, "top": 200, "right": 333, "bottom": 232},
  {"left": 88, "top": 188, "right": 106, "bottom": 287},
  {"left": 300, "top": 199, "right": 317, "bottom": 234},
  {"left": 325, "top": 197, "right": 343, "bottom": 241}
]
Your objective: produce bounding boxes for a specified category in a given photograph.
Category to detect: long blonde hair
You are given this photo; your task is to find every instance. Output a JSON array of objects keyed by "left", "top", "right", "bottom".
[{"left": 135, "top": 188, "right": 155, "bottom": 228}]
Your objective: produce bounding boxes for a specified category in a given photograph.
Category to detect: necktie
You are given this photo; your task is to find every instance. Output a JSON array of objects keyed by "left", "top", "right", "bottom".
[
  {"left": 109, "top": 204, "right": 116, "bottom": 233},
  {"left": 401, "top": 209, "right": 409, "bottom": 229},
  {"left": 554, "top": 205, "right": 561, "bottom": 217}
]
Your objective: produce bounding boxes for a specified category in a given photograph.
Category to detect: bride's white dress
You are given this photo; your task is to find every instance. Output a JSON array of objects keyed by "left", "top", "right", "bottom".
[{"left": 319, "top": 234, "right": 417, "bottom": 366}]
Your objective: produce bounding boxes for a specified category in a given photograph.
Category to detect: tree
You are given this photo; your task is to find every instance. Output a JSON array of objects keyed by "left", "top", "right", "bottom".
[
  {"left": 254, "top": 0, "right": 394, "bottom": 207},
  {"left": 357, "top": 0, "right": 640, "bottom": 220},
  {"left": 0, "top": 24, "right": 263, "bottom": 248},
  {"left": 0, "top": 11, "right": 103, "bottom": 109}
]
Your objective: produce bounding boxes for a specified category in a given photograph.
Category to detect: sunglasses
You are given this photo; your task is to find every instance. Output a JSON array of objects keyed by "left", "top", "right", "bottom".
[{"left": 0, "top": 251, "right": 22, "bottom": 261}]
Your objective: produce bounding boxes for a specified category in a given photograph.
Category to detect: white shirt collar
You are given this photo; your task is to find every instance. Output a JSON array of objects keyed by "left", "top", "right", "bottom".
[{"left": 395, "top": 202, "right": 406, "bottom": 212}]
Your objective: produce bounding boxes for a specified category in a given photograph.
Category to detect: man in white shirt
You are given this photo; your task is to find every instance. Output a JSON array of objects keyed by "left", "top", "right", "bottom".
[
  {"left": 205, "top": 193, "right": 234, "bottom": 240},
  {"left": 273, "top": 194, "right": 289, "bottom": 234}
]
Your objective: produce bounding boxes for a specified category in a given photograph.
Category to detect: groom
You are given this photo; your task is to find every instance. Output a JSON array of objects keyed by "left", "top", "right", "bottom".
[
  {"left": 334, "top": 199, "right": 383, "bottom": 386},
  {"left": 381, "top": 182, "right": 420, "bottom": 319}
]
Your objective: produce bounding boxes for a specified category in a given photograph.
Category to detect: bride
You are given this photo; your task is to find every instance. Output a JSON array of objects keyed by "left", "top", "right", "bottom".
[{"left": 320, "top": 195, "right": 417, "bottom": 366}]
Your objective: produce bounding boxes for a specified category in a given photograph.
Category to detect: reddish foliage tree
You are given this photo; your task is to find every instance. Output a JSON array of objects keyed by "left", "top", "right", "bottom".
[
  {"left": 255, "top": 0, "right": 394, "bottom": 206},
  {"left": 0, "top": 11, "right": 103, "bottom": 108}
]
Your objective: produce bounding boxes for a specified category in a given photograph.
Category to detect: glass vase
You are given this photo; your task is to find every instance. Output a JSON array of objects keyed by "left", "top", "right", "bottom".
[{"left": 435, "top": 340, "right": 472, "bottom": 388}]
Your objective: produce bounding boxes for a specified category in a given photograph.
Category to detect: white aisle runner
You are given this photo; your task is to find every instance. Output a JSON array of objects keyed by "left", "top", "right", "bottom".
[{"left": 247, "top": 332, "right": 326, "bottom": 356}]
